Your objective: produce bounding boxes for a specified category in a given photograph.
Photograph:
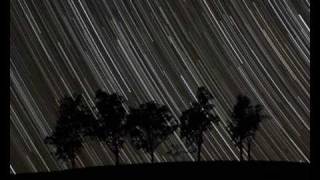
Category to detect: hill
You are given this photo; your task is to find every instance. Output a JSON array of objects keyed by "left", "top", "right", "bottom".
[{"left": 10, "top": 161, "right": 310, "bottom": 180}]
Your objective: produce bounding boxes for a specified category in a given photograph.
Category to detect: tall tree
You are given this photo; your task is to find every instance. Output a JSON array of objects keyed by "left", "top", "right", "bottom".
[
  {"left": 127, "top": 101, "right": 178, "bottom": 163},
  {"left": 180, "top": 86, "right": 219, "bottom": 161},
  {"left": 45, "top": 94, "right": 92, "bottom": 168},
  {"left": 84, "top": 90, "right": 127, "bottom": 165},
  {"left": 228, "top": 95, "right": 268, "bottom": 161},
  {"left": 246, "top": 104, "right": 268, "bottom": 160}
]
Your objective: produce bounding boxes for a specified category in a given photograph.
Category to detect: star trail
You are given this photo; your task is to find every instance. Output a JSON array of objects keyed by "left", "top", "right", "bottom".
[{"left": 10, "top": 0, "right": 310, "bottom": 174}]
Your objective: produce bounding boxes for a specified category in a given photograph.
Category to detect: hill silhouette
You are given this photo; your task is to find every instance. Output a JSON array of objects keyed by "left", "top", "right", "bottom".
[{"left": 11, "top": 161, "right": 310, "bottom": 180}]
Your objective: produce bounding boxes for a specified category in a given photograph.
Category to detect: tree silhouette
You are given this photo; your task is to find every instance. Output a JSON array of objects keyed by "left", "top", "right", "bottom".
[
  {"left": 228, "top": 95, "right": 268, "bottom": 161},
  {"left": 180, "top": 87, "right": 219, "bottom": 161},
  {"left": 127, "top": 101, "right": 178, "bottom": 163},
  {"left": 83, "top": 90, "right": 127, "bottom": 165},
  {"left": 45, "top": 94, "right": 92, "bottom": 168}
]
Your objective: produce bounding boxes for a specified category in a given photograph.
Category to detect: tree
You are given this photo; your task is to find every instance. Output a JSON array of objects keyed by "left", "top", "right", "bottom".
[
  {"left": 228, "top": 95, "right": 268, "bottom": 161},
  {"left": 83, "top": 90, "right": 127, "bottom": 165},
  {"left": 127, "top": 101, "right": 178, "bottom": 163},
  {"left": 180, "top": 86, "right": 219, "bottom": 161},
  {"left": 45, "top": 94, "right": 92, "bottom": 168}
]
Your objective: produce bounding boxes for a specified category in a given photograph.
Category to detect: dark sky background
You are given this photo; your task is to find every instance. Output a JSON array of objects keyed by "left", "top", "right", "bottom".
[{"left": 10, "top": 0, "right": 309, "bottom": 174}]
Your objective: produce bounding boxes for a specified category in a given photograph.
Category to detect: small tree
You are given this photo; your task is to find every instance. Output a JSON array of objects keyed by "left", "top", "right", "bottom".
[
  {"left": 127, "top": 101, "right": 178, "bottom": 163},
  {"left": 228, "top": 95, "right": 268, "bottom": 161},
  {"left": 180, "top": 87, "right": 219, "bottom": 161},
  {"left": 83, "top": 90, "right": 127, "bottom": 165},
  {"left": 45, "top": 95, "right": 92, "bottom": 168}
]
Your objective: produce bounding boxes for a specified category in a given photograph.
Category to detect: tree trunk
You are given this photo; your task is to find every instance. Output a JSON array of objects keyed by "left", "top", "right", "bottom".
[
  {"left": 197, "top": 142, "right": 202, "bottom": 162},
  {"left": 71, "top": 159, "right": 76, "bottom": 169},
  {"left": 115, "top": 147, "right": 120, "bottom": 165},
  {"left": 197, "top": 133, "right": 202, "bottom": 162},
  {"left": 239, "top": 139, "right": 243, "bottom": 161},
  {"left": 247, "top": 140, "right": 251, "bottom": 161},
  {"left": 151, "top": 151, "right": 154, "bottom": 163},
  {"left": 148, "top": 130, "right": 154, "bottom": 163}
]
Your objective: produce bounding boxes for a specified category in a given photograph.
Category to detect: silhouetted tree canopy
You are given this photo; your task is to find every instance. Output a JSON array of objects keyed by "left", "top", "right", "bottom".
[
  {"left": 83, "top": 90, "right": 127, "bottom": 165},
  {"left": 228, "top": 95, "right": 268, "bottom": 161},
  {"left": 180, "top": 86, "right": 219, "bottom": 161},
  {"left": 127, "top": 101, "right": 178, "bottom": 163},
  {"left": 45, "top": 94, "right": 93, "bottom": 168}
]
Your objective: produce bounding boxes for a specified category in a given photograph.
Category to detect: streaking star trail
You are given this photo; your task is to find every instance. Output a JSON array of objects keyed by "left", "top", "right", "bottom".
[{"left": 10, "top": 0, "right": 309, "bottom": 174}]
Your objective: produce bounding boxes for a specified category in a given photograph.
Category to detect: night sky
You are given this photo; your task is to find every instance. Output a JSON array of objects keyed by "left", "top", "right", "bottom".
[{"left": 10, "top": 0, "right": 310, "bottom": 174}]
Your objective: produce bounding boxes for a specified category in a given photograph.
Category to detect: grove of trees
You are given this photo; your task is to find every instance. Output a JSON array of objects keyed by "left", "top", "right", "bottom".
[{"left": 45, "top": 87, "right": 268, "bottom": 167}]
